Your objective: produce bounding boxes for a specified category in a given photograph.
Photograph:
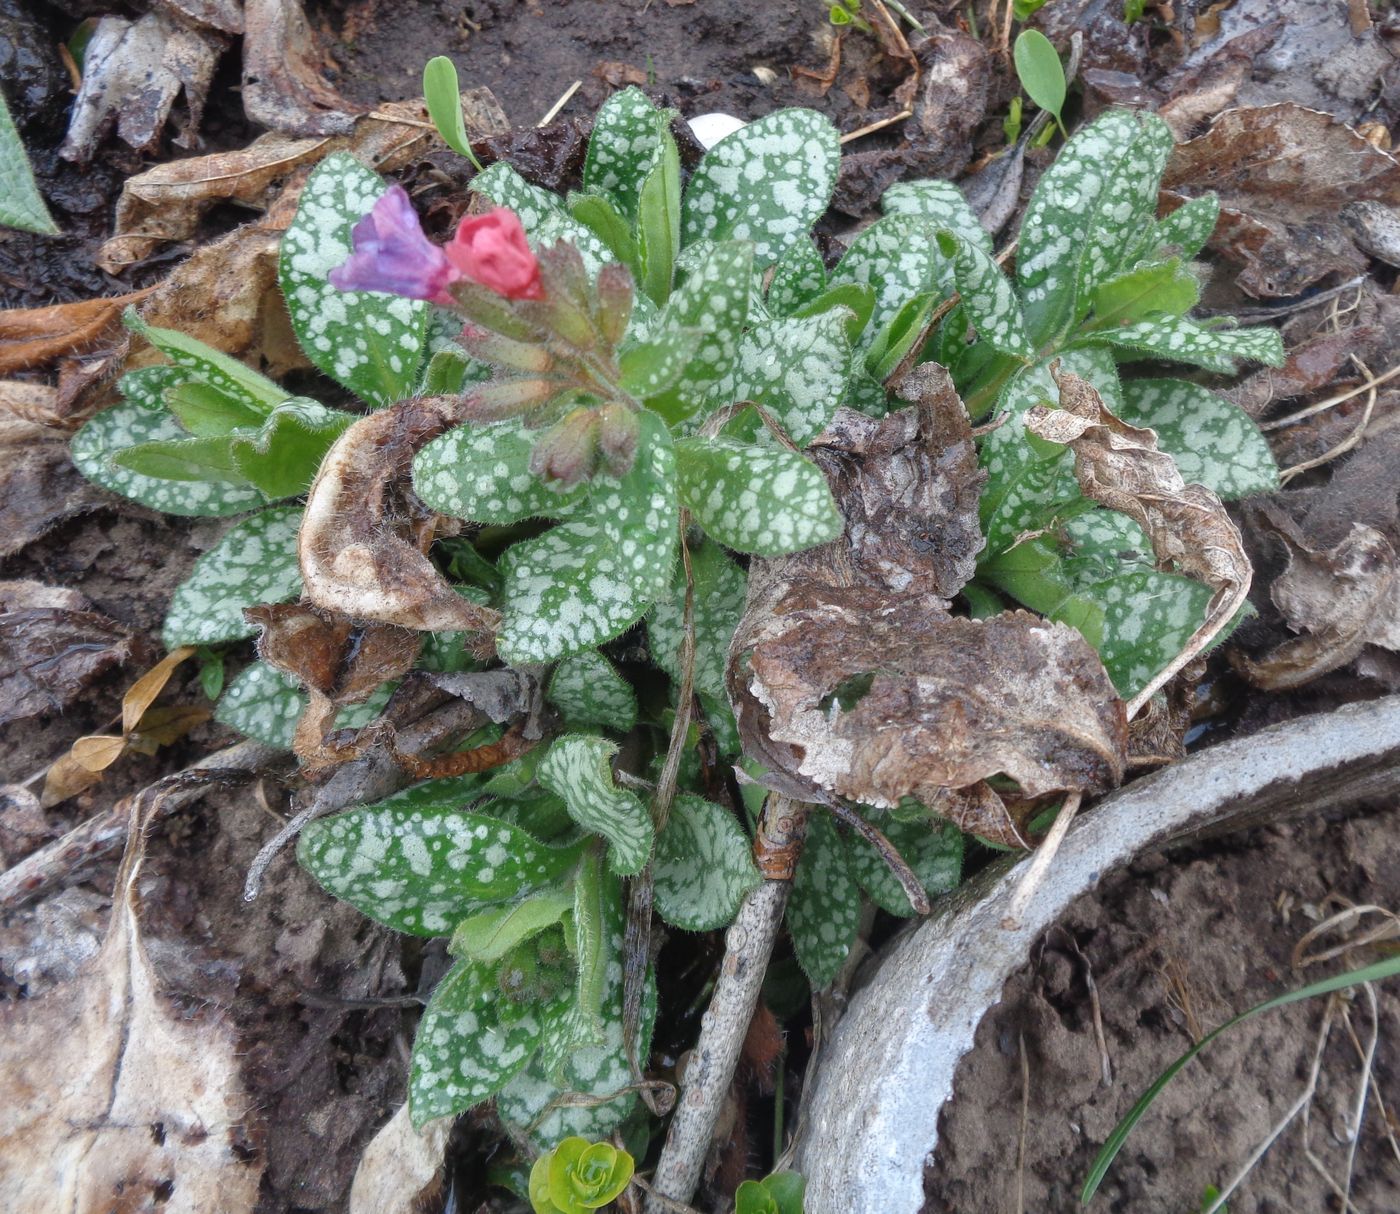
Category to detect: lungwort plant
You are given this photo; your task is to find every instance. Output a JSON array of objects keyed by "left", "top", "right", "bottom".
[{"left": 70, "top": 88, "right": 1281, "bottom": 1158}]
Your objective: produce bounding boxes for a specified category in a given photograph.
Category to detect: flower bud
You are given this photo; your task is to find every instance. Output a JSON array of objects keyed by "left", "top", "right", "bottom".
[
  {"left": 444, "top": 207, "right": 544, "bottom": 300},
  {"left": 596, "top": 402, "right": 640, "bottom": 478},
  {"left": 595, "top": 263, "right": 635, "bottom": 348},
  {"left": 459, "top": 325, "right": 554, "bottom": 373},
  {"left": 529, "top": 407, "right": 601, "bottom": 486}
]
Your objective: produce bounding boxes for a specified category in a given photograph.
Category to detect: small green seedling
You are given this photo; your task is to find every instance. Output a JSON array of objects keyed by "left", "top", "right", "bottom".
[
  {"left": 423, "top": 55, "right": 485, "bottom": 170},
  {"left": 1013, "top": 29, "right": 1068, "bottom": 139},
  {"left": 827, "top": 0, "right": 871, "bottom": 31},
  {"left": 735, "top": 1170, "right": 806, "bottom": 1214}
]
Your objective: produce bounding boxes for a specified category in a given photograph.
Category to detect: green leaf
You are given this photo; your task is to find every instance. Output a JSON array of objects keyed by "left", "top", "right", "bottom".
[
  {"left": 0, "top": 90, "right": 57, "bottom": 234},
  {"left": 1117, "top": 379, "right": 1278, "bottom": 499},
  {"left": 567, "top": 192, "right": 640, "bottom": 271},
  {"left": 736, "top": 1173, "right": 807, "bottom": 1214},
  {"left": 1013, "top": 30, "right": 1067, "bottom": 130},
  {"left": 649, "top": 538, "right": 749, "bottom": 702},
  {"left": 637, "top": 127, "right": 682, "bottom": 305},
  {"left": 450, "top": 891, "right": 574, "bottom": 964},
  {"left": 787, "top": 811, "right": 860, "bottom": 989},
  {"left": 1083, "top": 954, "right": 1400, "bottom": 1202},
  {"left": 682, "top": 108, "right": 841, "bottom": 267},
  {"left": 280, "top": 152, "right": 428, "bottom": 405},
  {"left": 1016, "top": 109, "right": 1175, "bottom": 346},
  {"left": 125, "top": 311, "right": 286, "bottom": 414},
  {"left": 654, "top": 795, "right": 761, "bottom": 931},
  {"left": 298, "top": 782, "right": 583, "bottom": 936},
  {"left": 583, "top": 87, "right": 673, "bottom": 223},
  {"left": 537, "top": 735, "right": 653, "bottom": 876},
  {"left": 422, "top": 56, "right": 483, "bottom": 168},
  {"left": 830, "top": 214, "right": 945, "bottom": 354},
  {"left": 675, "top": 437, "right": 841, "bottom": 556},
  {"left": 214, "top": 660, "right": 392, "bottom": 748},
  {"left": 937, "top": 231, "right": 1033, "bottom": 359},
  {"left": 229, "top": 398, "right": 354, "bottom": 498},
  {"left": 1089, "top": 258, "right": 1199, "bottom": 327},
  {"left": 767, "top": 240, "right": 828, "bottom": 316},
  {"left": 71, "top": 381, "right": 265, "bottom": 517},
  {"left": 497, "top": 414, "right": 678, "bottom": 664},
  {"left": 1080, "top": 316, "right": 1285, "bottom": 373},
  {"left": 163, "top": 381, "right": 267, "bottom": 437},
  {"left": 714, "top": 311, "right": 853, "bottom": 445},
  {"left": 618, "top": 328, "right": 704, "bottom": 398},
  {"left": 570, "top": 844, "right": 613, "bottom": 1024},
  {"left": 883, "top": 178, "right": 992, "bottom": 258},
  {"left": 112, "top": 434, "right": 248, "bottom": 484},
  {"left": 413, "top": 417, "right": 588, "bottom": 525},
  {"left": 846, "top": 813, "right": 963, "bottom": 917},
  {"left": 409, "top": 959, "right": 553, "bottom": 1126},
  {"left": 1139, "top": 193, "right": 1219, "bottom": 262},
  {"left": 548, "top": 651, "right": 638, "bottom": 733},
  {"left": 645, "top": 241, "right": 753, "bottom": 423},
  {"left": 162, "top": 506, "right": 303, "bottom": 648},
  {"left": 865, "top": 292, "right": 938, "bottom": 383}
]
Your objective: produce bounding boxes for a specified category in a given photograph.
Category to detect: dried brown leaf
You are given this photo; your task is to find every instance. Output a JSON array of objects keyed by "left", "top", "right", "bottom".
[
  {"left": 299, "top": 398, "right": 501, "bottom": 637},
  {"left": 1237, "top": 516, "right": 1400, "bottom": 689},
  {"left": 0, "top": 419, "right": 108, "bottom": 557},
  {"left": 0, "top": 289, "right": 155, "bottom": 375},
  {"left": 121, "top": 645, "right": 195, "bottom": 734},
  {"left": 348, "top": 1103, "right": 449, "bottom": 1214},
  {"left": 0, "top": 779, "right": 262, "bottom": 1210},
  {"left": 60, "top": 11, "right": 224, "bottom": 163},
  {"left": 128, "top": 702, "right": 214, "bottom": 751},
  {"left": 1026, "top": 367, "right": 1252, "bottom": 715},
  {"left": 1163, "top": 104, "right": 1400, "bottom": 297},
  {"left": 0, "top": 584, "right": 133, "bottom": 725},
  {"left": 241, "top": 0, "right": 360, "bottom": 135}
]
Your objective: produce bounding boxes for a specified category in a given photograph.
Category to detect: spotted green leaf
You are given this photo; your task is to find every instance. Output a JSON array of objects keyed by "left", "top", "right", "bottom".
[
  {"left": 548, "top": 651, "right": 638, "bottom": 733},
  {"left": 497, "top": 414, "right": 678, "bottom": 664},
  {"left": 830, "top": 214, "right": 945, "bottom": 353},
  {"left": 1089, "top": 258, "right": 1200, "bottom": 328},
  {"left": 645, "top": 241, "right": 753, "bottom": 423},
  {"left": 618, "top": 328, "right": 704, "bottom": 398},
  {"left": 767, "top": 239, "right": 828, "bottom": 316},
  {"left": 654, "top": 795, "right": 760, "bottom": 931},
  {"left": 124, "top": 311, "right": 286, "bottom": 414},
  {"left": 846, "top": 814, "right": 963, "bottom": 918},
  {"left": 280, "top": 153, "right": 428, "bottom": 406},
  {"left": 1017, "top": 109, "right": 1175, "bottom": 345},
  {"left": 682, "top": 108, "right": 840, "bottom": 267},
  {"left": 538, "top": 735, "right": 653, "bottom": 876},
  {"left": 649, "top": 538, "right": 748, "bottom": 702},
  {"left": 298, "top": 782, "right": 583, "bottom": 936},
  {"left": 1118, "top": 379, "right": 1277, "bottom": 499},
  {"left": 214, "top": 661, "right": 393, "bottom": 748},
  {"left": 1137, "top": 193, "right": 1219, "bottom": 262},
  {"left": 713, "top": 310, "right": 852, "bottom": 444},
  {"left": 787, "top": 811, "right": 860, "bottom": 989},
  {"left": 497, "top": 884, "right": 655, "bottom": 1145},
  {"left": 584, "top": 88, "right": 674, "bottom": 221},
  {"left": 409, "top": 959, "right": 558, "bottom": 1126},
  {"left": 162, "top": 507, "right": 303, "bottom": 647},
  {"left": 937, "top": 231, "right": 1032, "bottom": 359},
  {"left": 882, "top": 179, "right": 993, "bottom": 255},
  {"left": 570, "top": 844, "right": 613, "bottom": 1027},
  {"left": 71, "top": 373, "right": 265, "bottom": 517},
  {"left": 413, "top": 417, "right": 587, "bottom": 525},
  {"left": 675, "top": 437, "right": 841, "bottom": 555},
  {"left": 1080, "top": 316, "right": 1284, "bottom": 374}
]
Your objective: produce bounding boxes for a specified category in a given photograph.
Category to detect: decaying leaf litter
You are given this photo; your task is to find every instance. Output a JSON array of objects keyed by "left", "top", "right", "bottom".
[{"left": 4, "top": 1, "right": 1400, "bottom": 1212}]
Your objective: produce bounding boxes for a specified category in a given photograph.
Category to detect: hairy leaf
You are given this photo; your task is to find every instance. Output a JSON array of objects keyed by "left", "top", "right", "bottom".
[
  {"left": 451, "top": 891, "right": 574, "bottom": 964},
  {"left": 0, "top": 90, "right": 58, "bottom": 235},
  {"left": 649, "top": 538, "right": 749, "bottom": 702},
  {"left": 538, "top": 735, "right": 653, "bottom": 876},
  {"left": 1089, "top": 259, "right": 1199, "bottom": 327},
  {"left": 584, "top": 88, "right": 674, "bottom": 220},
  {"left": 1080, "top": 315, "right": 1284, "bottom": 374},
  {"left": 830, "top": 214, "right": 944, "bottom": 353},
  {"left": 767, "top": 239, "right": 828, "bottom": 316},
  {"left": 882, "top": 179, "right": 992, "bottom": 254},
  {"left": 548, "top": 651, "right": 638, "bottom": 733},
  {"left": 937, "top": 231, "right": 1032, "bottom": 359},
  {"left": 653, "top": 794, "right": 760, "bottom": 931},
  {"left": 227, "top": 398, "right": 355, "bottom": 498},
  {"left": 125, "top": 311, "right": 286, "bottom": 414},
  {"left": 846, "top": 813, "right": 963, "bottom": 917}
]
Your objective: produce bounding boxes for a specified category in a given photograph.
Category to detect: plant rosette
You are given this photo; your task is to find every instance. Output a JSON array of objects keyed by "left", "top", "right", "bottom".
[{"left": 529, "top": 1137, "right": 634, "bottom": 1213}]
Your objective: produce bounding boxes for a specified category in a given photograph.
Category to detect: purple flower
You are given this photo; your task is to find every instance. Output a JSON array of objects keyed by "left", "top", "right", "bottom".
[{"left": 328, "top": 185, "right": 462, "bottom": 304}]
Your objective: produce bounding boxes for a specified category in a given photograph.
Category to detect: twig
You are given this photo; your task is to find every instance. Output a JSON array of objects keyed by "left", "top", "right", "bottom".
[
  {"left": 1260, "top": 358, "right": 1400, "bottom": 432},
  {"left": 839, "top": 109, "right": 914, "bottom": 145},
  {"left": 644, "top": 796, "right": 811, "bottom": 1213},
  {"left": 824, "top": 799, "right": 929, "bottom": 914},
  {"left": 1201, "top": 276, "right": 1366, "bottom": 322},
  {"left": 1001, "top": 791, "right": 1083, "bottom": 929},
  {"left": 0, "top": 740, "right": 280, "bottom": 911},
  {"left": 1279, "top": 372, "right": 1379, "bottom": 484},
  {"left": 538, "top": 81, "right": 582, "bottom": 127}
]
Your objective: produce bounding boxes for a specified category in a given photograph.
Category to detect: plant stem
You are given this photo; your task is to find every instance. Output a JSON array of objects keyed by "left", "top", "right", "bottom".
[{"left": 644, "top": 796, "right": 810, "bottom": 1212}]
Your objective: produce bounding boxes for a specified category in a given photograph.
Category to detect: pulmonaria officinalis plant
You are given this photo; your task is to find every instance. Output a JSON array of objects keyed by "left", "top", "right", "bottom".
[{"left": 68, "top": 79, "right": 1284, "bottom": 1178}]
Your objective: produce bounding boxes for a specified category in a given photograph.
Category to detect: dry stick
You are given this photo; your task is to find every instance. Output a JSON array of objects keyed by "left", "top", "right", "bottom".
[
  {"left": 0, "top": 739, "right": 280, "bottom": 911},
  {"left": 537, "top": 80, "right": 582, "bottom": 127},
  {"left": 824, "top": 799, "right": 929, "bottom": 914},
  {"left": 1000, "top": 791, "right": 1082, "bottom": 930},
  {"left": 1014, "top": 1030, "right": 1030, "bottom": 1214},
  {"left": 1279, "top": 369, "right": 1381, "bottom": 485},
  {"left": 1339, "top": 983, "right": 1381, "bottom": 1209},
  {"left": 839, "top": 109, "right": 914, "bottom": 145},
  {"left": 644, "top": 796, "right": 811, "bottom": 1214},
  {"left": 1261, "top": 358, "right": 1400, "bottom": 432}
]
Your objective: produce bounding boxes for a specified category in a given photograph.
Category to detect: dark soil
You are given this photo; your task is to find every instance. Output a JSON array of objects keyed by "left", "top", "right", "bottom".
[{"left": 925, "top": 808, "right": 1400, "bottom": 1214}]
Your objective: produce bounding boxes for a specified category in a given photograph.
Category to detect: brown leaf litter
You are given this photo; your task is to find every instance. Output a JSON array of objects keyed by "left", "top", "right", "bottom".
[
  {"left": 0, "top": 419, "right": 108, "bottom": 557},
  {"left": 729, "top": 365, "right": 1127, "bottom": 849}
]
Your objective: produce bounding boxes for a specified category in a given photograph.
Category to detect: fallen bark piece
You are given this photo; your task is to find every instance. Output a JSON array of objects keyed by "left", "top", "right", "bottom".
[
  {"left": 348, "top": 1103, "right": 450, "bottom": 1214},
  {"left": 792, "top": 694, "right": 1400, "bottom": 1213},
  {"left": 1027, "top": 367, "right": 1251, "bottom": 715}
]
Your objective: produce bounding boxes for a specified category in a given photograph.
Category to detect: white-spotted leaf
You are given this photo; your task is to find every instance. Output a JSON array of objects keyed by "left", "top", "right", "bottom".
[
  {"left": 584, "top": 87, "right": 673, "bottom": 223},
  {"left": 830, "top": 214, "right": 945, "bottom": 352},
  {"left": 937, "top": 231, "right": 1033, "bottom": 359},
  {"left": 767, "top": 239, "right": 828, "bottom": 316},
  {"left": 787, "top": 811, "right": 859, "bottom": 989},
  {"left": 0, "top": 90, "right": 57, "bottom": 234},
  {"left": 298, "top": 782, "right": 582, "bottom": 936},
  {"left": 1081, "top": 316, "right": 1284, "bottom": 374},
  {"left": 548, "top": 651, "right": 638, "bottom": 733},
  {"left": 653, "top": 795, "right": 760, "bottom": 931},
  {"left": 1140, "top": 193, "right": 1219, "bottom": 262},
  {"left": 413, "top": 417, "right": 587, "bottom": 524},
  {"left": 125, "top": 311, "right": 286, "bottom": 414},
  {"left": 280, "top": 153, "right": 428, "bottom": 405},
  {"left": 213, "top": 661, "right": 393, "bottom": 748},
  {"left": 675, "top": 436, "right": 841, "bottom": 555},
  {"left": 846, "top": 814, "right": 963, "bottom": 917},
  {"left": 882, "top": 179, "right": 993, "bottom": 255},
  {"left": 162, "top": 506, "right": 303, "bottom": 647},
  {"left": 649, "top": 538, "right": 748, "bottom": 702},
  {"left": 682, "top": 108, "right": 840, "bottom": 266},
  {"left": 537, "top": 735, "right": 653, "bottom": 876}
]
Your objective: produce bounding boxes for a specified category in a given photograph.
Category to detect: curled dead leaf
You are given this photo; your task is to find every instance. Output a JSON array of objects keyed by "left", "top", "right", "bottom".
[
  {"left": 0, "top": 289, "right": 155, "bottom": 376},
  {"left": 1026, "top": 367, "right": 1252, "bottom": 716},
  {"left": 0, "top": 420, "right": 108, "bottom": 557},
  {"left": 298, "top": 397, "right": 501, "bottom": 638},
  {"left": 1236, "top": 515, "right": 1400, "bottom": 689},
  {"left": 241, "top": 0, "right": 360, "bottom": 136}
]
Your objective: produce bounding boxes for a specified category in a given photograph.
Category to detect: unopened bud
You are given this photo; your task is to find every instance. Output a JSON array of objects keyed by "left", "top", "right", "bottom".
[
  {"left": 596, "top": 402, "right": 640, "bottom": 478},
  {"left": 462, "top": 376, "right": 561, "bottom": 421},
  {"left": 529, "top": 407, "right": 601, "bottom": 485},
  {"left": 459, "top": 324, "right": 554, "bottom": 373},
  {"left": 595, "top": 264, "right": 635, "bottom": 348}
]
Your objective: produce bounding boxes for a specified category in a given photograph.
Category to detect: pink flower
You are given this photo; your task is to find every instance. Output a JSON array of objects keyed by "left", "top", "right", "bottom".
[
  {"left": 445, "top": 208, "right": 544, "bottom": 301},
  {"left": 329, "top": 185, "right": 460, "bottom": 305}
]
